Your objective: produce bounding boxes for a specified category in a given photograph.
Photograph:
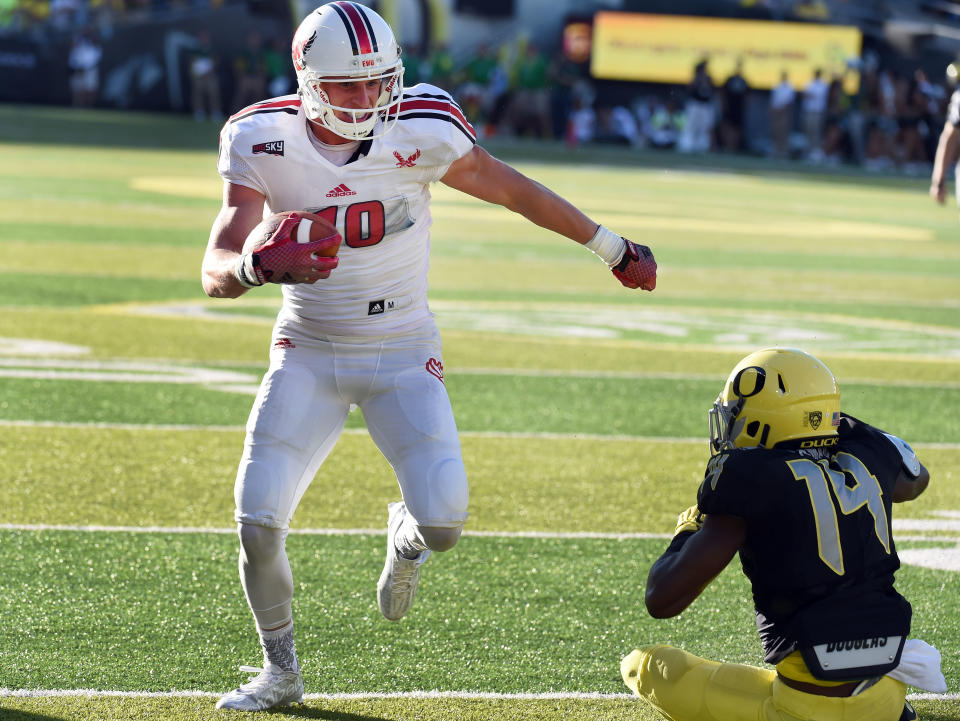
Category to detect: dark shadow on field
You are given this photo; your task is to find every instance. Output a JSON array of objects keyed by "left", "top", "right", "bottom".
[
  {"left": 0, "top": 709, "right": 61, "bottom": 721},
  {"left": 278, "top": 706, "right": 385, "bottom": 721}
]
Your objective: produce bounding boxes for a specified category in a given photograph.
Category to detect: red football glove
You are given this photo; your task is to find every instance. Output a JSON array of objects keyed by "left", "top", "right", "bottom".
[
  {"left": 238, "top": 215, "right": 341, "bottom": 286},
  {"left": 612, "top": 239, "right": 657, "bottom": 291}
]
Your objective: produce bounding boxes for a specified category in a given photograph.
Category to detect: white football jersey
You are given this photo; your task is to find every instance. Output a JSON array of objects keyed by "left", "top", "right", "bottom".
[{"left": 218, "top": 83, "right": 476, "bottom": 336}]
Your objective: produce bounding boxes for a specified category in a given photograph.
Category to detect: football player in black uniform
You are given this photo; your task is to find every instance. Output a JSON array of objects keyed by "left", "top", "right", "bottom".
[{"left": 621, "top": 348, "right": 945, "bottom": 721}]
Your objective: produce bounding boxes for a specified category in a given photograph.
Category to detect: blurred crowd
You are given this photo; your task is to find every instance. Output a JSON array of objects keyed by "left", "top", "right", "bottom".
[
  {"left": 436, "top": 42, "right": 950, "bottom": 176},
  {"left": 2, "top": 0, "right": 225, "bottom": 33},
  {"left": 8, "top": 0, "right": 953, "bottom": 177}
]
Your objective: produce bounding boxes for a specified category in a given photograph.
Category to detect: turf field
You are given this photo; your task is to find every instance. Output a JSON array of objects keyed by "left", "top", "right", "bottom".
[{"left": 0, "top": 104, "right": 958, "bottom": 721}]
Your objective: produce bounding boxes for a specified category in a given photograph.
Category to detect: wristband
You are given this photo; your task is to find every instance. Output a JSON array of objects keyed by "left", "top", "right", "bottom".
[
  {"left": 234, "top": 253, "right": 262, "bottom": 288},
  {"left": 585, "top": 225, "right": 627, "bottom": 266}
]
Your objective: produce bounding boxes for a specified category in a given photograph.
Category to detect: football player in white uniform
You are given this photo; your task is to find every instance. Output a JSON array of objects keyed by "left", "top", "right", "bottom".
[
  {"left": 931, "top": 63, "right": 960, "bottom": 212},
  {"left": 201, "top": 1, "right": 657, "bottom": 710}
]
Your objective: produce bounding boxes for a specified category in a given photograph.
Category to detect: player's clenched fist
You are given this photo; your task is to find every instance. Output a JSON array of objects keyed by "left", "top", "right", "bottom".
[
  {"left": 235, "top": 211, "right": 341, "bottom": 288},
  {"left": 584, "top": 225, "right": 657, "bottom": 291},
  {"left": 674, "top": 504, "right": 705, "bottom": 537},
  {"left": 612, "top": 239, "right": 657, "bottom": 291}
]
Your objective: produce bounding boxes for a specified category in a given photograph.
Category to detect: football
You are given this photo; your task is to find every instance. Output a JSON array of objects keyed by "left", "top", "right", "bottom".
[{"left": 243, "top": 210, "right": 340, "bottom": 256}]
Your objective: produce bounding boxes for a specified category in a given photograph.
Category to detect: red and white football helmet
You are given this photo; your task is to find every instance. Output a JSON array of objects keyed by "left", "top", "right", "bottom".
[{"left": 292, "top": 1, "right": 404, "bottom": 140}]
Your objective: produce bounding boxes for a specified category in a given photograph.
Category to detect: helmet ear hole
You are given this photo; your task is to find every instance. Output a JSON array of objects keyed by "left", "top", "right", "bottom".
[
  {"left": 746, "top": 420, "right": 761, "bottom": 437},
  {"left": 777, "top": 374, "right": 786, "bottom": 393}
]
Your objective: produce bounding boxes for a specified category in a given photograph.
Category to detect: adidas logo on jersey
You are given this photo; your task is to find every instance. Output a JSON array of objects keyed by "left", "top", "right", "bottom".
[{"left": 326, "top": 183, "right": 357, "bottom": 197}]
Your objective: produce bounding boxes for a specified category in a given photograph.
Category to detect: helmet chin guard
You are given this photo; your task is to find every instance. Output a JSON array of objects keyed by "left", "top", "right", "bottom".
[{"left": 292, "top": 2, "right": 404, "bottom": 140}]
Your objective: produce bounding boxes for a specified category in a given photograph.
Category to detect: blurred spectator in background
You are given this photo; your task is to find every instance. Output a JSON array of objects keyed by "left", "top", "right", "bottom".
[
  {"left": 769, "top": 70, "right": 795, "bottom": 158},
  {"left": 594, "top": 104, "right": 640, "bottom": 146},
  {"left": 506, "top": 42, "right": 552, "bottom": 139},
  {"left": 12, "top": 0, "right": 43, "bottom": 29},
  {"left": 645, "top": 98, "right": 684, "bottom": 150},
  {"left": 678, "top": 59, "right": 714, "bottom": 153},
  {"left": 801, "top": 67, "right": 828, "bottom": 161},
  {"left": 87, "top": 0, "right": 120, "bottom": 39},
  {"left": 50, "top": 0, "right": 80, "bottom": 31},
  {"left": 564, "top": 80, "right": 596, "bottom": 146},
  {"left": 401, "top": 47, "right": 427, "bottom": 87},
  {"left": 456, "top": 44, "right": 499, "bottom": 135},
  {"left": 821, "top": 76, "right": 848, "bottom": 164},
  {"left": 264, "top": 34, "right": 293, "bottom": 97},
  {"left": 930, "top": 64, "right": 960, "bottom": 211},
  {"left": 916, "top": 68, "right": 946, "bottom": 164},
  {"left": 863, "top": 67, "right": 897, "bottom": 171},
  {"left": 232, "top": 31, "right": 267, "bottom": 112},
  {"left": 550, "top": 43, "right": 589, "bottom": 142},
  {"left": 719, "top": 59, "right": 748, "bottom": 152},
  {"left": 189, "top": 30, "right": 222, "bottom": 121},
  {"left": 895, "top": 74, "right": 928, "bottom": 174},
  {"left": 427, "top": 42, "right": 454, "bottom": 89},
  {"left": 68, "top": 27, "right": 101, "bottom": 107}
]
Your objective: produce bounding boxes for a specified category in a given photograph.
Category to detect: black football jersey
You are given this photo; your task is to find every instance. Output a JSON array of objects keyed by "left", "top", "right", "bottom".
[{"left": 697, "top": 414, "right": 912, "bottom": 665}]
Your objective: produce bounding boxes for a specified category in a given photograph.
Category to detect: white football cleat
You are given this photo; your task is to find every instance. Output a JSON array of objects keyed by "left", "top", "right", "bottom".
[
  {"left": 377, "top": 502, "right": 430, "bottom": 621},
  {"left": 215, "top": 665, "right": 304, "bottom": 711}
]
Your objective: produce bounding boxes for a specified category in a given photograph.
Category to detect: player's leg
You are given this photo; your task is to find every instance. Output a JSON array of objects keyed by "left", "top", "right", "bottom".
[
  {"left": 769, "top": 674, "right": 906, "bottom": 721},
  {"left": 621, "top": 645, "right": 775, "bottom": 721},
  {"left": 218, "top": 343, "right": 349, "bottom": 710},
  {"left": 359, "top": 326, "right": 468, "bottom": 620}
]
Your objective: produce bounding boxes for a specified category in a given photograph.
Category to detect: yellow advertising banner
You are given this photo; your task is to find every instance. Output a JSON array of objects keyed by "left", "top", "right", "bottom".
[{"left": 591, "top": 12, "right": 862, "bottom": 92}]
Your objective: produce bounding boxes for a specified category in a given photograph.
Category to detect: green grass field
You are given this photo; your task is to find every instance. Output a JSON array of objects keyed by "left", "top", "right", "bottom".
[{"left": 0, "top": 104, "right": 958, "bottom": 721}]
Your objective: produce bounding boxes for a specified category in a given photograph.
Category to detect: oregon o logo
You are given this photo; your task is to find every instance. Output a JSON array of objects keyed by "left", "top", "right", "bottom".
[{"left": 732, "top": 366, "right": 766, "bottom": 398}]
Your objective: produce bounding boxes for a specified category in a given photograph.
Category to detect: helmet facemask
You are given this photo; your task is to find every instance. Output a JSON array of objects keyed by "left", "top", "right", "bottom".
[
  {"left": 708, "top": 393, "right": 745, "bottom": 456},
  {"left": 299, "top": 64, "right": 404, "bottom": 140}
]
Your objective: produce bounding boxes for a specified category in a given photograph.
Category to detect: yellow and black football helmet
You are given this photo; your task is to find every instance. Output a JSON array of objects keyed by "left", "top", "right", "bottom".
[{"left": 708, "top": 348, "right": 840, "bottom": 455}]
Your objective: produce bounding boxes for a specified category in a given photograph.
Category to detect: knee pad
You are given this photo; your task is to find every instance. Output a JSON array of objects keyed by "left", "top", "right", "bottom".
[
  {"left": 417, "top": 456, "right": 469, "bottom": 525},
  {"left": 238, "top": 523, "right": 286, "bottom": 564},
  {"left": 418, "top": 524, "right": 462, "bottom": 552}
]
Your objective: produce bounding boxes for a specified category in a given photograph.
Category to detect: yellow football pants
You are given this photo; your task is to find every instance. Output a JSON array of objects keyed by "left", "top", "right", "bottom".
[{"left": 621, "top": 645, "right": 908, "bottom": 721}]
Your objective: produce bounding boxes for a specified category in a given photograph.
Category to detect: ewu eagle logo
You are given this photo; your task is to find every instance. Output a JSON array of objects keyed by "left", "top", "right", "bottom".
[
  {"left": 393, "top": 149, "right": 421, "bottom": 167},
  {"left": 292, "top": 30, "right": 316, "bottom": 71}
]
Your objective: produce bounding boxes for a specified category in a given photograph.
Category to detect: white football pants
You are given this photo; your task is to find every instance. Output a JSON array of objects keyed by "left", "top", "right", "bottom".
[{"left": 234, "top": 321, "right": 469, "bottom": 530}]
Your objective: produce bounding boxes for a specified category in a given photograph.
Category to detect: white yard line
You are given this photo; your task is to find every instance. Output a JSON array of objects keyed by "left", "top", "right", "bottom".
[
  {"left": 1, "top": 688, "right": 956, "bottom": 702},
  {"left": 1, "top": 524, "right": 958, "bottom": 544}
]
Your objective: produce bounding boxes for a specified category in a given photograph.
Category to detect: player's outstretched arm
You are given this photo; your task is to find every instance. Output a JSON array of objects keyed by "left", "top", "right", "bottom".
[
  {"left": 440, "top": 146, "right": 656, "bottom": 290},
  {"left": 644, "top": 510, "right": 743, "bottom": 619}
]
